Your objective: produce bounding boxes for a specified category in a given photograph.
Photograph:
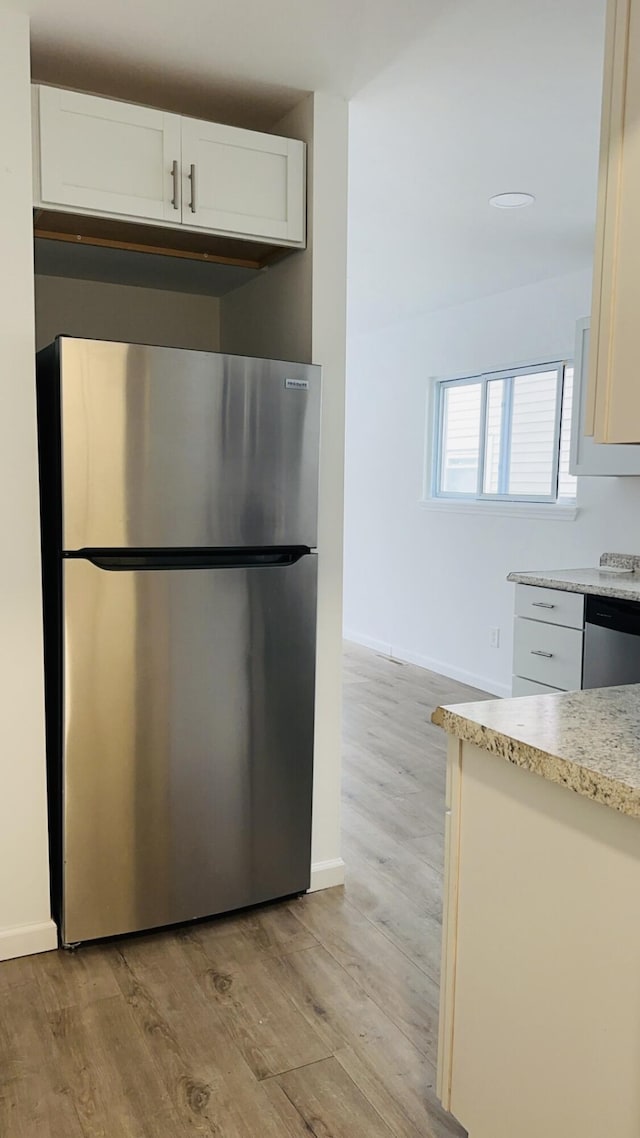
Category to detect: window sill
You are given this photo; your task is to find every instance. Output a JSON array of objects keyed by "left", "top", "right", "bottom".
[{"left": 419, "top": 498, "right": 579, "bottom": 522}]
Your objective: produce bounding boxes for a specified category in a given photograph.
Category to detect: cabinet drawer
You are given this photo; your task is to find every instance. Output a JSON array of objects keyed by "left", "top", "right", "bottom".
[
  {"left": 511, "top": 676, "right": 563, "bottom": 697},
  {"left": 513, "top": 618, "right": 583, "bottom": 690},
  {"left": 514, "top": 585, "right": 584, "bottom": 629}
]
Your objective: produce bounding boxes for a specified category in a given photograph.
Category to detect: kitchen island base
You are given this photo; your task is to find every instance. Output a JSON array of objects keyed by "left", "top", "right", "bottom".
[{"left": 439, "top": 737, "right": 640, "bottom": 1138}]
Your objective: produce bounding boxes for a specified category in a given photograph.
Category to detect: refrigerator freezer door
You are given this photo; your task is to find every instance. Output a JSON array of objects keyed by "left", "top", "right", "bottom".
[
  {"left": 60, "top": 553, "right": 317, "bottom": 944},
  {"left": 57, "top": 338, "right": 321, "bottom": 551}
]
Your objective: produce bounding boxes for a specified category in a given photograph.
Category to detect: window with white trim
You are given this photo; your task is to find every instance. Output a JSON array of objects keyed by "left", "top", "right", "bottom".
[{"left": 432, "top": 362, "right": 577, "bottom": 503}]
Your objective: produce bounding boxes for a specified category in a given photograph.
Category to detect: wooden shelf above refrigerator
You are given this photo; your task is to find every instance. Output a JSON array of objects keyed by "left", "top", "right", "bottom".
[{"left": 33, "top": 209, "right": 293, "bottom": 271}]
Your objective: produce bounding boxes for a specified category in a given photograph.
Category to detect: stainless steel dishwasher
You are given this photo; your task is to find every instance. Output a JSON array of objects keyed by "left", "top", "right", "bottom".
[{"left": 583, "top": 594, "right": 640, "bottom": 688}]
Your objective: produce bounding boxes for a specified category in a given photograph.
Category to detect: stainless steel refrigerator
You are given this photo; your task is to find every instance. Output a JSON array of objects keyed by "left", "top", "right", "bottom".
[{"left": 36, "top": 336, "right": 321, "bottom": 947}]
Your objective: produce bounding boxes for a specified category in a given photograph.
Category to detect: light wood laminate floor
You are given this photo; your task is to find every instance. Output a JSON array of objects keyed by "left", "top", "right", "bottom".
[{"left": 0, "top": 642, "right": 489, "bottom": 1138}]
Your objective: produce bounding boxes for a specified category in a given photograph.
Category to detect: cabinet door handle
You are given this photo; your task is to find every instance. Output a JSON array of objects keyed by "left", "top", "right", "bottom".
[
  {"left": 531, "top": 649, "right": 553, "bottom": 658},
  {"left": 171, "top": 160, "right": 179, "bottom": 209},
  {"left": 189, "top": 163, "right": 197, "bottom": 213},
  {"left": 532, "top": 602, "right": 555, "bottom": 609}
]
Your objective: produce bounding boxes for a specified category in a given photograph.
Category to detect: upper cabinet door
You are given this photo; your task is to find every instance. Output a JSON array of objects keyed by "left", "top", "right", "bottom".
[
  {"left": 587, "top": 0, "right": 640, "bottom": 443},
  {"left": 36, "top": 86, "right": 182, "bottom": 223},
  {"left": 570, "top": 317, "right": 640, "bottom": 474},
  {"left": 180, "top": 118, "right": 305, "bottom": 245}
]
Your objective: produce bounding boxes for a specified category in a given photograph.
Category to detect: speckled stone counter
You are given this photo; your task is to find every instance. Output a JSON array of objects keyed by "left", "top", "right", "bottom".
[
  {"left": 507, "top": 566, "right": 640, "bottom": 601},
  {"left": 507, "top": 551, "right": 640, "bottom": 601},
  {"left": 432, "top": 684, "right": 640, "bottom": 819}
]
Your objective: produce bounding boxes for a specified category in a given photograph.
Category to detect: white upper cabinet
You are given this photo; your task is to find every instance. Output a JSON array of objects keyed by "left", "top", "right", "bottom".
[
  {"left": 180, "top": 118, "right": 305, "bottom": 244},
  {"left": 570, "top": 316, "right": 640, "bottom": 474},
  {"left": 32, "top": 85, "right": 306, "bottom": 248},
  {"left": 36, "top": 86, "right": 181, "bottom": 223}
]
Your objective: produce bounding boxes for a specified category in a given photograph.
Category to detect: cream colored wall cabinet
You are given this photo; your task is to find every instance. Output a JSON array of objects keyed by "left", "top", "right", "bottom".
[
  {"left": 587, "top": 0, "right": 640, "bottom": 443},
  {"left": 571, "top": 317, "right": 640, "bottom": 472},
  {"left": 439, "top": 737, "right": 640, "bottom": 1137},
  {"left": 33, "top": 85, "right": 305, "bottom": 247}
]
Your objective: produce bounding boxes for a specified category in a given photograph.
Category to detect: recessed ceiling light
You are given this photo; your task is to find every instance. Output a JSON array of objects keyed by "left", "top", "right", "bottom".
[{"left": 489, "top": 192, "right": 535, "bottom": 209}]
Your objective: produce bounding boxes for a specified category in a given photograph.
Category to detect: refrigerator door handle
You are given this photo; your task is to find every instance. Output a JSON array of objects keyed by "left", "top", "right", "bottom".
[{"left": 67, "top": 547, "right": 311, "bottom": 571}]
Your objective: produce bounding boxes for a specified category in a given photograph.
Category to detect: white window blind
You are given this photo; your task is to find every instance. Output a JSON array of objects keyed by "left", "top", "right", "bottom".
[{"left": 433, "top": 362, "right": 576, "bottom": 504}]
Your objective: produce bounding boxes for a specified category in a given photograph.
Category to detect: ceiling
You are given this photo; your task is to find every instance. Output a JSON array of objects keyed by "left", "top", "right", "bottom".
[
  {"left": 347, "top": 0, "right": 607, "bottom": 332},
  {"left": 10, "top": 0, "right": 448, "bottom": 129}
]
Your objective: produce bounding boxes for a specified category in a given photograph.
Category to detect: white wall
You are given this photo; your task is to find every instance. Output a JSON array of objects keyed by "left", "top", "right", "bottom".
[
  {"left": 344, "top": 267, "right": 640, "bottom": 696},
  {"left": 346, "top": 0, "right": 605, "bottom": 333},
  {"left": 35, "top": 277, "right": 220, "bottom": 353},
  {"left": 307, "top": 93, "right": 348, "bottom": 885},
  {"left": 0, "top": 9, "right": 57, "bottom": 960},
  {"left": 220, "top": 97, "right": 313, "bottom": 363},
  {"left": 221, "top": 92, "right": 348, "bottom": 889}
]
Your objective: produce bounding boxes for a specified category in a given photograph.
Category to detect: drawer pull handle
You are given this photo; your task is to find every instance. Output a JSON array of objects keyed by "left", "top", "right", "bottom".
[
  {"left": 532, "top": 602, "right": 555, "bottom": 609},
  {"left": 531, "top": 649, "right": 553, "bottom": 658}
]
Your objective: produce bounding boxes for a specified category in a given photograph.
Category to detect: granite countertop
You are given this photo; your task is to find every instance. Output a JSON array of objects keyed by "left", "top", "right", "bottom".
[
  {"left": 507, "top": 566, "right": 640, "bottom": 601},
  {"left": 507, "top": 551, "right": 640, "bottom": 601},
  {"left": 432, "top": 685, "right": 640, "bottom": 819}
]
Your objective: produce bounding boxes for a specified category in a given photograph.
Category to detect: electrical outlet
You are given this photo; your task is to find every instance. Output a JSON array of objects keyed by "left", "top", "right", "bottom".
[{"left": 489, "top": 627, "right": 500, "bottom": 649}]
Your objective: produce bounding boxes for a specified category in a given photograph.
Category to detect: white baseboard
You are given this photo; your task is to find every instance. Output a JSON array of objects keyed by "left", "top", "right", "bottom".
[
  {"left": 391, "top": 644, "right": 510, "bottom": 698},
  {"left": 0, "top": 919, "right": 58, "bottom": 962},
  {"left": 343, "top": 630, "right": 393, "bottom": 656},
  {"left": 309, "top": 857, "right": 345, "bottom": 891},
  {"left": 343, "top": 629, "right": 509, "bottom": 698}
]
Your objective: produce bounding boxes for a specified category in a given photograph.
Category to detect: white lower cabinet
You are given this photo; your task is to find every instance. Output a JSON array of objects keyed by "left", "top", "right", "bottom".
[
  {"left": 514, "top": 583, "right": 584, "bottom": 629},
  {"left": 512, "top": 584, "right": 584, "bottom": 693},
  {"left": 513, "top": 618, "right": 583, "bottom": 691},
  {"left": 511, "top": 676, "right": 563, "bottom": 697}
]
